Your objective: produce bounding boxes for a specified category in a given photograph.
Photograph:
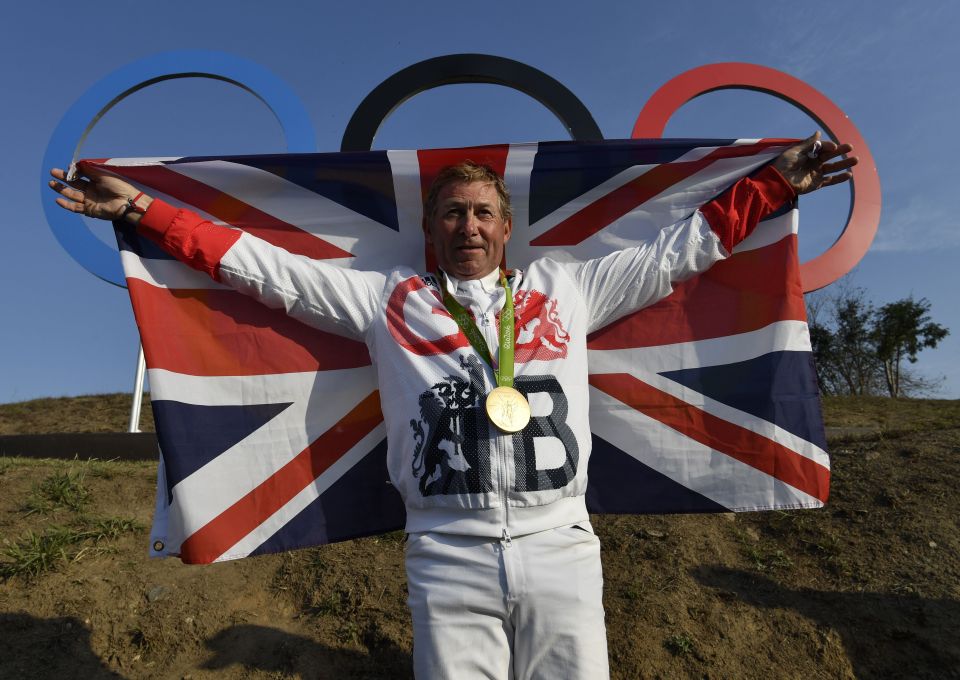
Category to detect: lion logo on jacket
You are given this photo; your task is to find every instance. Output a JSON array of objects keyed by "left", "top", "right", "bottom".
[{"left": 410, "top": 356, "right": 493, "bottom": 496}]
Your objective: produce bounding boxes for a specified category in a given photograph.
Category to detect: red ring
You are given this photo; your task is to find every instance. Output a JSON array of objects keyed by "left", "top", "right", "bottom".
[{"left": 632, "top": 62, "right": 881, "bottom": 292}]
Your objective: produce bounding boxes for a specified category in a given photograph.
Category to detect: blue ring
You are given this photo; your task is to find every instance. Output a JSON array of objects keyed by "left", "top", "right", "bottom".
[{"left": 42, "top": 50, "right": 316, "bottom": 287}]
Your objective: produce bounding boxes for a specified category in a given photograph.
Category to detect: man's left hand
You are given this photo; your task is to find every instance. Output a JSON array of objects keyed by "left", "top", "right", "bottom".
[{"left": 774, "top": 132, "right": 858, "bottom": 195}]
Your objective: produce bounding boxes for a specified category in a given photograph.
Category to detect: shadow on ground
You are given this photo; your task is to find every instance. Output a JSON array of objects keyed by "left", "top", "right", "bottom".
[
  {"left": 0, "top": 613, "right": 123, "bottom": 679},
  {"left": 694, "top": 566, "right": 960, "bottom": 680},
  {"left": 203, "top": 623, "right": 413, "bottom": 679},
  {"left": 0, "top": 614, "right": 413, "bottom": 680}
]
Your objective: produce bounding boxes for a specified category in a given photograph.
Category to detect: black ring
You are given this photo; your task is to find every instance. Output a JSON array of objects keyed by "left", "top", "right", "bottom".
[{"left": 341, "top": 54, "right": 603, "bottom": 151}]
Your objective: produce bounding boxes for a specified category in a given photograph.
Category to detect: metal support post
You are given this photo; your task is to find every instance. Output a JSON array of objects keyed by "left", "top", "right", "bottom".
[{"left": 127, "top": 344, "right": 146, "bottom": 433}]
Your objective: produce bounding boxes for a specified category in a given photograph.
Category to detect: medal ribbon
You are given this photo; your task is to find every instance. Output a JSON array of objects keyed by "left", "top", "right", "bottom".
[{"left": 439, "top": 270, "right": 515, "bottom": 388}]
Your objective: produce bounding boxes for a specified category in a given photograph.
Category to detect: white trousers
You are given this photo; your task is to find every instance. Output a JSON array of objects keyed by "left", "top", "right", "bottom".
[{"left": 405, "top": 524, "right": 610, "bottom": 680}]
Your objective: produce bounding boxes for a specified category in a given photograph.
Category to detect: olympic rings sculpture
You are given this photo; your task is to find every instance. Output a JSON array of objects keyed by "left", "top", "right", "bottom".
[{"left": 43, "top": 51, "right": 879, "bottom": 292}]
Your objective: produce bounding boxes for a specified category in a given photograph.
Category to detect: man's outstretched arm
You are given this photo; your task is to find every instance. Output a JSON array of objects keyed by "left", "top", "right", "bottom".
[
  {"left": 685, "top": 132, "right": 857, "bottom": 254},
  {"left": 48, "top": 165, "right": 384, "bottom": 340},
  {"left": 567, "top": 134, "right": 858, "bottom": 332}
]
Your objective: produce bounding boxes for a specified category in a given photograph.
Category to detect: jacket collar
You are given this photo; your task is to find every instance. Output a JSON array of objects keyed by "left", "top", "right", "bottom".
[{"left": 441, "top": 267, "right": 502, "bottom": 295}]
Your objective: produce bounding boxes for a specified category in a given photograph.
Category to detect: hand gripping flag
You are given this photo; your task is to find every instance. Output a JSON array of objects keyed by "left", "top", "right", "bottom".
[{"left": 81, "top": 139, "right": 829, "bottom": 564}]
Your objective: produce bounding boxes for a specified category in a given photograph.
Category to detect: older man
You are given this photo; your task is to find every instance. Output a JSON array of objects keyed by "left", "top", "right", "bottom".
[{"left": 50, "top": 133, "right": 855, "bottom": 679}]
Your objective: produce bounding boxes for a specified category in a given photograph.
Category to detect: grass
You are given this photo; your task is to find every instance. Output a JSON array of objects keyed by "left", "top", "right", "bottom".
[
  {"left": 729, "top": 520, "right": 797, "bottom": 574},
  {"left": 0, "top": 393, "right": 155, "bottom": 435},
  {"left": 664, "top": 633, "right": 696, "bottom": 657},
  {"left": 745, "top": 546, "right": 794, "bottom": 572},
  {"left": 0, "top": 517, "right": 143, "bottom": 580},
  {"left": 820, "top": 395, "right": 960, "bottom": 433},
  {"left": 23, "top": 468, "right": 91, "bottom": 515},
  {"left": 2, "top": 460, "right": 145, "bottom": 580}
]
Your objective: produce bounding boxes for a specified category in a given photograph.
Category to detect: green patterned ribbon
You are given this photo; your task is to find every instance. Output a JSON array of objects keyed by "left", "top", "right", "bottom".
[{"left": 438, "top": 270, "right": 515, "bottom": 388}]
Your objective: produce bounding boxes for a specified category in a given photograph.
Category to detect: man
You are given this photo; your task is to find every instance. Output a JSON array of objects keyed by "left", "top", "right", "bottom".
[{"left": 49, "top": 133, "right": 856, "bottom": 679}]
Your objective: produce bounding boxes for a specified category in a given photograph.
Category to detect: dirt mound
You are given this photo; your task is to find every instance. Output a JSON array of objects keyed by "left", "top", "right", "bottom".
[{"left": 1, "top": 396, "right": 958, "bottom": 679}]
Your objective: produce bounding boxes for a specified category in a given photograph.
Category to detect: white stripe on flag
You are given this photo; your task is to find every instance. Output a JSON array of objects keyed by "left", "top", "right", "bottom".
[
  {"left": 588, "top": 319, "right": 812, "bottom": 374},
  {"left": 387, "top": 150, "right": 426, "bottom": 238},
  {"left": 517, "top": 144, "right": 787, "bottom": 264},
  {"left": 639, "top": 369, "right": 830, "bottom": 468},
  {"left": 733, "top": 210, "right": 799, "bottom": 254},
  {"left": 504, "top": 142, "right": 539, "bottom": 235},
  {"left": 152, "top": 366, "right": 378, "bottom": 539},
  {"left": 589, "top": 387, "right": 824, "bottom": 511},
  {"left": 162, "top": 161, "right": 418, "bottom": 269},
  {"left": 147, "top": 368, "right": 337, "bottom": 406},
  {"left": 524, "top": 142, "right": 777, "bottom": 240},
  {"left": 217, "top": 421, "right": 388, "bottom": 561},
  {"left": 102, "top": 157, "right": 182, "bottom": 166},
  {"left": 588, "top": 321, "right": 828, "bottom": 468},
  {"left": 121, "top": 251, "right": 228, "bottom": 290}
]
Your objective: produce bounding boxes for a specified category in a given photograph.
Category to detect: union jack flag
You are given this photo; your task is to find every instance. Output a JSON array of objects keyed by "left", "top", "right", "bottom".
[{"left": 82, "top": 139, "right": 829, "bottom": 564}]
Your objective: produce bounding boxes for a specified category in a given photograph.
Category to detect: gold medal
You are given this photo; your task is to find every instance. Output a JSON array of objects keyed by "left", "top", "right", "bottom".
[{"left": 485, "top": 386, "right": 531, "bottom": 433}]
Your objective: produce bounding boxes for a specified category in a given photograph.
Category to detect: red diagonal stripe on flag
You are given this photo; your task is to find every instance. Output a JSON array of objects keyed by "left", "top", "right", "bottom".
[
  {"left": 588, "top": 235, "right": 805, "bottom": 350},
  {"left": 88, "top": 162, "right": 353, "bottom": 260},
  {"left": 179, "top": 390, "right": 384, "bottom": 564},
  {"left": 588, "top": 373, "right": 829, "bottom": 503},
  {"left": 127, "top": 280, "right": 371, "bottom": 376},
  {"left": 531, "top": 140, "right": 789, "bottom": 246}
]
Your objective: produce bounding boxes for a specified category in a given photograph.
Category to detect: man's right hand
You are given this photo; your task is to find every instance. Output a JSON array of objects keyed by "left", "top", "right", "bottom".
[
  {"left": 772, "top": 132, "right": 857, "bottom": 195},
  {"left": 48, "top": 167, "right": 153, "bottom": 223}
]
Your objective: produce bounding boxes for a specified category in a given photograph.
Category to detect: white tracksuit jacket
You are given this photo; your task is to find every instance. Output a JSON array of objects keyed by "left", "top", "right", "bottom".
[{"left": 137, "top": 166, "right": 794, "bottom": 541}]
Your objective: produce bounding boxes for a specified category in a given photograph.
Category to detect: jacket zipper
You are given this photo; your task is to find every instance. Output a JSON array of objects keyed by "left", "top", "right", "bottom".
[{"left": 478, "top": 304, "right": 511, "bottom": 546}]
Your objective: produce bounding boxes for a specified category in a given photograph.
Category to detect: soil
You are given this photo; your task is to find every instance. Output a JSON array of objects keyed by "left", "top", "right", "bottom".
[{"left": 1, "top": 396, "right": 958, "bottom": 679}]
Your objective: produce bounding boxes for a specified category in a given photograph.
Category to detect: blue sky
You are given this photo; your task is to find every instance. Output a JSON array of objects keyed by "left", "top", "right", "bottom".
[{"left": 2, "top": 1, "right": 958, "bottom": 402}]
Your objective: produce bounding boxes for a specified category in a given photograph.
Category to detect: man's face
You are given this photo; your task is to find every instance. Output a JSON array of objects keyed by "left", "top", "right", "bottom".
[{"left": 424, "top": 181, "right": 512, "bottom": 280}]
